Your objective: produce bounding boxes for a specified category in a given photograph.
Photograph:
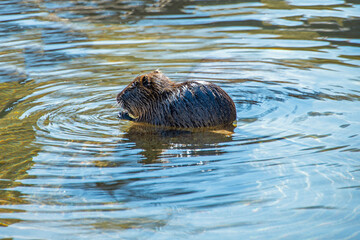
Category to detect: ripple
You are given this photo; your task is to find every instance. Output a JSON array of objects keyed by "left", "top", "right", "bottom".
[{"left": 1, "top": 0, "right": 360, "bottom": 239}]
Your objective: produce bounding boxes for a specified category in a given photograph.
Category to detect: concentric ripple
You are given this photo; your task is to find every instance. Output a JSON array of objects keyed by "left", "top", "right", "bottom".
[{"left": 0, "top": 0, "right": 359, "bottom": 239}]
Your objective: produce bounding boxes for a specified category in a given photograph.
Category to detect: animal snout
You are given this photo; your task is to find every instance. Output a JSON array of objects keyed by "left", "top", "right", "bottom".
[{"left": 116, "top": 89, "right": 127, "bottom": 103}]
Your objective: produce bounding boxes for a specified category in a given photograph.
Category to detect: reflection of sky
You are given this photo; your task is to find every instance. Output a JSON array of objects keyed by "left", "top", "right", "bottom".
[{"left": 0, "top": 0, "right": 359, "bottom": 239}]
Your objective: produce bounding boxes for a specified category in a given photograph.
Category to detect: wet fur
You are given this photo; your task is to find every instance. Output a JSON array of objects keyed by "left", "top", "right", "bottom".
[{"left": 116, "top": 70, "right": 236, "bottom": 128}]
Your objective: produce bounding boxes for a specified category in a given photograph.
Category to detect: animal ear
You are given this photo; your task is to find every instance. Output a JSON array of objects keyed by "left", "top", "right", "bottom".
[{"left": 142, "top": 76, "right": 150, "bottom": 88}]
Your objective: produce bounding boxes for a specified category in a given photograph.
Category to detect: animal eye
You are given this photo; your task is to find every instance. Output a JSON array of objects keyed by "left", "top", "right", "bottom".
[{"left": 142, "top": 76, "right": 149, "bottom": 87}]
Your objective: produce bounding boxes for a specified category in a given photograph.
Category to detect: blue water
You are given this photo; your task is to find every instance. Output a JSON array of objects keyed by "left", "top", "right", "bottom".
[{"left": 0, "top": 0, "right": 359, "bottom": 239}]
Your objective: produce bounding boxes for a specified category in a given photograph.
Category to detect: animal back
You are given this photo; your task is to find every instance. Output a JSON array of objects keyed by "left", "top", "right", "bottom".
[{"left": 163, "top": 81, "right": 236, "bottom": 128}]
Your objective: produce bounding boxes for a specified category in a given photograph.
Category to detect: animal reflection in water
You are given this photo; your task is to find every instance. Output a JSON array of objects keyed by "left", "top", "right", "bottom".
[{"left": 120, "top": 122, "right": 235, "bottom": 163}]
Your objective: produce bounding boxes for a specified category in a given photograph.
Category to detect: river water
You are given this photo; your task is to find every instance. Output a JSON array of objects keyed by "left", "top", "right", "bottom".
[{"left": 1, "top": 0, "right": 359, "bottom": 239}]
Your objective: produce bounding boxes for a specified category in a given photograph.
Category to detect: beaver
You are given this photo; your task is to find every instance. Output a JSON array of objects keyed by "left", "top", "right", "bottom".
[{"left": 116, "top": 70, "right": 236, "bottom": 128}]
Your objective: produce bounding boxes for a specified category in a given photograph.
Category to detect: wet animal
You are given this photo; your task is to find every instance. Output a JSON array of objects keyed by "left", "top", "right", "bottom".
[{"left": 116, "top": 70, "right": 236, "bottom": 128}]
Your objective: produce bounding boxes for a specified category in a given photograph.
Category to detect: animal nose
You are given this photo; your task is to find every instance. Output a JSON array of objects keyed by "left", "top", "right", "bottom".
[
  {"left": 116, "top": 87, "right": 127, "bottom": 103},
  {"left": 116, "top": 91, "right": 123, "bottom": 103}
]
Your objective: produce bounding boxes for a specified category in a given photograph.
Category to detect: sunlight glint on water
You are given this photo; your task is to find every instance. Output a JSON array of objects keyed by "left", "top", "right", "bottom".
[{"left": 0, "top": 0, "right": 359, "bottom": 239}]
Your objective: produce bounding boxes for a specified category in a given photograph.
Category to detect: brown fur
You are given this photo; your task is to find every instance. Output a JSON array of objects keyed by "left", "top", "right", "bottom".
[{"left": 116, "top": 70, "right": 236, "bottom": 128}]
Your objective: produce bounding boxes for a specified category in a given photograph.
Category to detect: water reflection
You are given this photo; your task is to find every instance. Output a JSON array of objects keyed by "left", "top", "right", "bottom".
[
  {"left": 0, "top": 0, "right": 360, "bottom": 239},
  {"left": 38, "top": 0, "right": 192, "bottom": 23},
  {"left": 121, "top": 122, "right": 235, "bottom": 163}
]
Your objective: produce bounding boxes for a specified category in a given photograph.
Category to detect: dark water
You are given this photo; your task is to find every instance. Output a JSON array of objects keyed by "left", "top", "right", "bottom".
[{"left": 1, "top": 0, "right": 360, "bottom": 239}]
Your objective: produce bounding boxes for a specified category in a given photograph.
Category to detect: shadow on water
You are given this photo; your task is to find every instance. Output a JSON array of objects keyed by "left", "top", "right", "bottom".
[{"left": 120, "top": 121, "right": 235, "bottom": 164}]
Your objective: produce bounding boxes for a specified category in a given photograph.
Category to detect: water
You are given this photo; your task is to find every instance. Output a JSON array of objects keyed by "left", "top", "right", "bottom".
[{"left": 1, "top": 0, "right": 359, "bottom": 239}]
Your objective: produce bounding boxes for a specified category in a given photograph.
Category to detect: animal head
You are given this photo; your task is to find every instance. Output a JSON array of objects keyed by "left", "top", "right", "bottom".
[{"left": 116, "top": 70, "right": 173, "bottom": 119}]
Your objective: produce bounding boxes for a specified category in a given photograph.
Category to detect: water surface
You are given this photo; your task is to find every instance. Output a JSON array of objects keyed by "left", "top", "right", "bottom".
[{"left": 1, "top": 0, "right": 360, "bottom": 239}]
